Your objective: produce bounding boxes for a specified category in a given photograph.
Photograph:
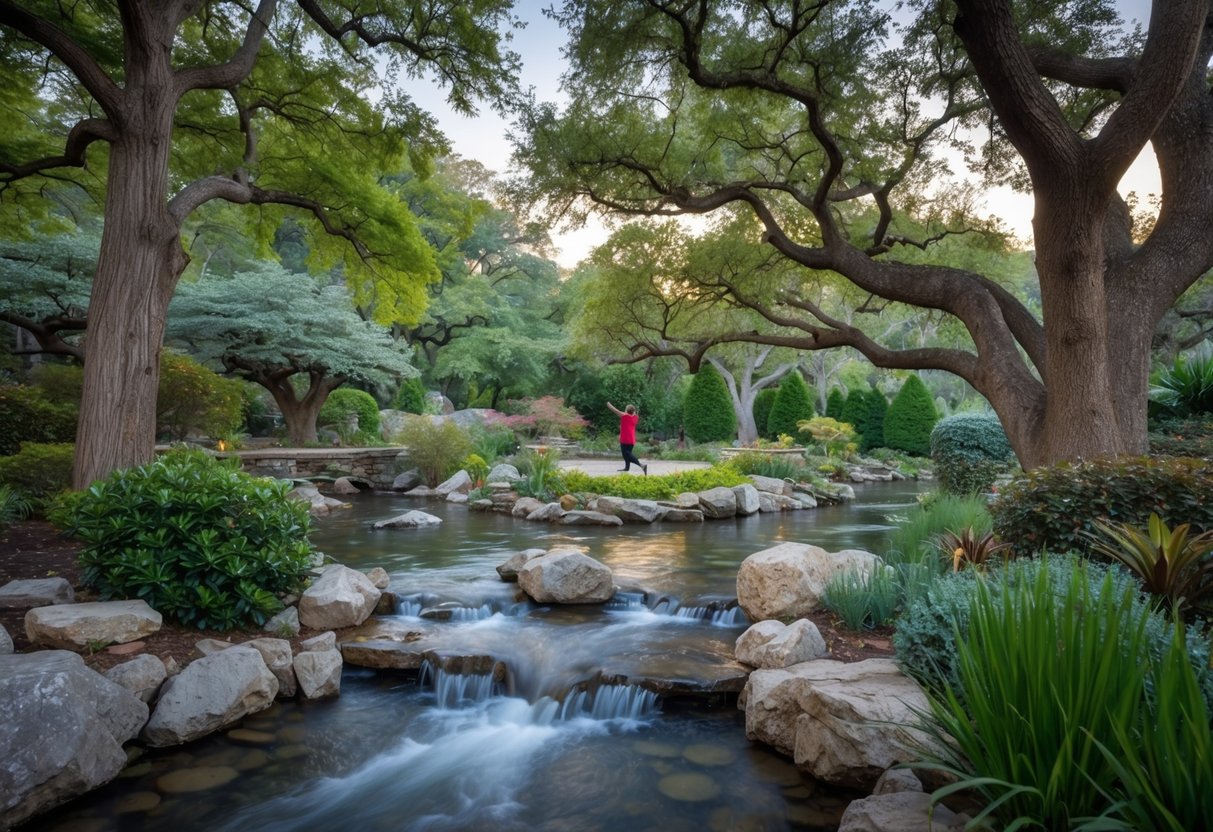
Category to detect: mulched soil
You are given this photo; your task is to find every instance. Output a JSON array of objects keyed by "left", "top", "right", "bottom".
[{"left": 1, "top": 520, "right": 895, "bottom": 671}]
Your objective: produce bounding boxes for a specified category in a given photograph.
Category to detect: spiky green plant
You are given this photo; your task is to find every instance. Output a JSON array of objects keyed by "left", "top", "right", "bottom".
[
  {"left": 938, "top": 527, "right": 1011, "bottom": 572},
  {"left": 1088, "top": 512, "right": 1213, "bottom": 615}
]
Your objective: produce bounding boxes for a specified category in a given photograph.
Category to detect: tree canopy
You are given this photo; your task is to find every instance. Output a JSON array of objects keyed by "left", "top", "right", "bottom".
[{"left": 514, "top": 0, "right": 1213, "bottom": 468}]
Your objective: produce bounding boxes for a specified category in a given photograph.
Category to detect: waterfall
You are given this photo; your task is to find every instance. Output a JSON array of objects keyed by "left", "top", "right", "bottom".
[
  {"left": 557, "top": 684, "right": 659, "bottom": 721},
  {"left": 673, "top": 605, "right": 749, "bottom": 627},
  {"left": 420, "top": 661, "right": 499, "bottom": 708}
]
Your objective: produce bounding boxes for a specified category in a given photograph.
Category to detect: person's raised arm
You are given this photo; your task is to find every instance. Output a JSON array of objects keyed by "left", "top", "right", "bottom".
[{"left": 606, "top": 401, "right": 624, "bottom": 416}]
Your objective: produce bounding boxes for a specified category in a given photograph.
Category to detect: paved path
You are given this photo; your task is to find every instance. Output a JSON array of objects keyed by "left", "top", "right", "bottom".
[{"left": 556, "top": 458, "right": 711, "bottom": 477}]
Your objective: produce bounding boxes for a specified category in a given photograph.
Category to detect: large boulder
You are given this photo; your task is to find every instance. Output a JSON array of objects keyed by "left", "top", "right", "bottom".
[
  {"left": 526, "top": 502, "right": 565, "bottom": 522},
  {"left": 697, "top": 487, "right": 738, "bottom": 519},
  {"left": 104, "top": 654, "right": 168, "bottom": 703},
  {"left": 240, "top": 638, "right": 297, "bottom": 699},
  {"left": 435, "top": 469, "right": 472, "bottom": 496},
  {"left": 595, "top": 495, "right": 663, "bottom": 524},
  {"left": 736, "top": 543, "right": 882, "bottom": 621},
  {"left": 749, "top": 475, "right": 792, "bottom": 496},
  {"left": 286, "top": 485, "right": 349, "bottom": 517},
  {"left": 487, "top": 463, "right": 522, "bottom": 483},
  {"left": 25, "top": 600, "right": 162, "bottom": 650},
  {"left": 298, "top": 565, "right": 381, "bottom": 630},
  {"left": 734, "top": 619, "right": 828, "bottom": 669},
  {"left": 0, "top": 577, "right": 75, "bottom": 609},
  {"left": 372, "top": 510, "right": 442, "bottom": 530},
  {"left": 0, "top": 651, "right": 148, "bottom": 829},
  {"left": 741, "top": 659, "right": 938, "bottom": 790},
  {"left": 391, "top": 468, "right": 424, "bottom": 491},
  {"left": 332, "top": 476, "right": 360, "bottom": 495},
  {"left": 838, "top": 792, "right": 968, "bottom": 832},
  {"left": 496, "top": 548, "right": 546, "bottom": 582},
  {"left": 142, "top": 646, "right": 278, "bottom": 747},
  {"left": 293, "top": 637, "right": 343, "bottom": 700},
  {"left": 559, "top": 510, "right": 624, "bottom": 527},
  {"left": 511, "top": 496, "right": 546, "bottom": 518},
  {"left": 660, "top": 508, "right": 704, "bottom": 522},
  {"left": 517, "top": 550, "right": 615, "bottom": 604},
  {"left": 732, "top": 484, "right": 761, "bottom": 516}
]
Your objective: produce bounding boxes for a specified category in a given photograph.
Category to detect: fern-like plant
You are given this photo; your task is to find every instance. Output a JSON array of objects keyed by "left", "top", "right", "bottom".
[{"left": 1088, "top": 512, "right": 1213, "bottom": 615}]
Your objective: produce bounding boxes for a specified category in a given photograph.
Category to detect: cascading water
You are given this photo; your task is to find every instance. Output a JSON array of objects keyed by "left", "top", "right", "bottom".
[{"left": 557, "top": 683, "right": 660, "bottom": 721}]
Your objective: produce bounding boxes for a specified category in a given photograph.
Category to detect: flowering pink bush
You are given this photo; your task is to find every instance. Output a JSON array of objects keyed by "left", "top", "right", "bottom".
[{"left": 486, "top": 396, "right": 588, "bottom": 439}]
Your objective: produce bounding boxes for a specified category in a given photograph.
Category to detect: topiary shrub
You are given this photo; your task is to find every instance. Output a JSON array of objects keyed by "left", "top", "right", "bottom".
[
  {"left": 860, "top": 388, "right": 887, "bottom": 452},
  {"left": 825, "top": 388, "right": 846, "bottom": 420},
  {"left": 883, "top": 375, "right": 938, "bottom": 456},
  {"left": 766, "top": 372, "right": 815, "bottom": 440},
  {"left": 156, "top": 352, "right": 245, "bottom": 441},
  {"left": 0, "top": 385, "right": 77, "bottom": 455},
  {"left": 52, "top": 450, "right": 313, "bottom": 631},
  {"left": 391, "top": 377, "right": 426, "bottom": 414},
  {"left": 683, "top": 364, "right": 736, "bottom": 443},
  {"left": 929, "top": 412, "right": 1016, "bottom": 495},
  {"left": 319, "top": 387, "right": 381, "bottom": 443},
  {"left": 0, "top": 442, "right": 75, "bottom": 501},
  {"left": 393, "top": 415, "right": 472, "bottom": 486},
  {"left": 752, "top": 388, "right": 778, "bottom": 440},
  {"left": 839, "top": 388, "right": 870, "bottom": 443},
  {"left": 990, "top": 455, "right": 1213, "bottom": 560}
]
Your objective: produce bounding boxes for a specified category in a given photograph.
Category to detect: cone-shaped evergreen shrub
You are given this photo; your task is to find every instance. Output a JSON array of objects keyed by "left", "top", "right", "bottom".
[
  {"left": 861, "top": 388, "right": 888, "bottom": 451},
  {"left": 391, "top": 377, "right": 426, "bottom": 414},
  {"left": 684, "top": 364, "right": 736, "bottom": 443},
  {"left": 884, "top": 375, "right": 937, "bottom": 455},
  {"left": 752, "top": 388, "right": 778, "bottom": 440},
  {"left": 840, "top": 388, "right": 870, "bottom": 440},
  {"left": 825, "top": 388, "right": 846, "bottom": 420},
  {"left": 767, "top": 372, "right": 815, "bottom": 439}
]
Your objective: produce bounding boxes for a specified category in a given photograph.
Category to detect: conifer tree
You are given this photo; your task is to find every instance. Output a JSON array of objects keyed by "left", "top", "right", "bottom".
[
  {"left": 825, "top": 388, "right": 846, "bottom": 421},
  {"left": 861, "top": 388, "right": 888, "bottom": 452},
  {"left": 683, "top": 364, "right": 737, "bottom": 443},
  {"left": 884, "top": 375, "right": 939, "bottom": 456},
  {"left": 752, "top": 388, "right": 778, "bottom": 441},
  {"left": 766, "top": 372, "right": 815, "bottom": 440}
]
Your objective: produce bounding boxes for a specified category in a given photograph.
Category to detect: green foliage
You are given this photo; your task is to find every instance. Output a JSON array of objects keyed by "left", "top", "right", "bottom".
[
  {"left": 882, "top": 375, "right": 937, "bottom": 456},
  {"left": 1148, "top": 415, "right": 1213, "bottom": 458},
  {"left": 513, "top": 448, "right": 565, "bottom": 501},
  {"left": 1088, "top": 513, "right": 1213, "bottom": 617},
  {"left": 727, "top": 451, "right": 804, "bottom": 481},
  {"left": 318, "top": 388, "right": 381, "bottom": 444},
  {"left": 468, "top": 424, "right": 518, "bottom": 463},
  {"left": 766, "top": 372, "right": 815, "bottom": 440},
  {"left": 885, "top": 494, "right": 993, "bottom": 569},
  {"left": 157, "top": 352, "right": 245, "bottom": 441},
  {"left": 751, "top": 388, "right": 778, "bottom": 440},
  {"left": 683, "top": 364, "right": 736, "bottom": 443},
  {"left": 939, "top": 527, "right": 1011, "bottom": 573},
  {"left": 462, "top": 453, "right": 489, "bottom": 486},
  {"left": 391, "top": 378, "right": 427, "bottom": 414},
  {"left": 393, "top": 416, "right": 472, "bottom": 487},
  {"left": 825, "top": 388, "right": 846, "bottom": 421},
  {"left": 0, "top": 443, "right": 75, "bottom": 500},
  {"left": 1151, "top": 341, "right": 1213, "bottom": 417},
  {"left": 0, "top": 385, "right": 77, "bottom": 455},
  {"left": 839, "top": 389, "right": 871, "bottom": 446},
  {"left": 0, "top": 485, "right": 32, "bottom": 529},
  {"left": 859, "top": 388, "right": 887, "bottom": 452},
  {"left": 29, "top": 363, "right": 84, "bottom": 406},
  {"left": 53, "top": 451, "right": 313, "bottom": 631},
  {"left": 562, "top": 463, "right": 747, "bottom": 501},
  {"left": 929, "top": 413, "right": 1016, "bottom": 495},
  {"left": 797, "top": 416, "right": 856, "bottom": 458},
  {"left": 915, "top": 559, "right": 1213, "bottom": 831},
  {"left": 822, "top": 567, "right": 899, "bottom": 630},
  {"left": 991, "top": 456, "right": 1213, "bottom": 560}
]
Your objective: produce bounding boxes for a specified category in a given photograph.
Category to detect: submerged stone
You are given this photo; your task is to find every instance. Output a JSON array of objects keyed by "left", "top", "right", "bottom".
[
  {"left": 155, "top": 766, "right": 239, "bottom": 794},
  {"left": 657, "top": 772, "right": 721, "bottom": 802}
]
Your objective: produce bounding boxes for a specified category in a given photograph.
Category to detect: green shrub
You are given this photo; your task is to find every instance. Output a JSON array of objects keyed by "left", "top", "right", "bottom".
[
  {"left": 991, "top": 455, "right": 1213, "bottom": 560},
  {"left": 915, "top": 558, "right": 1213, "bottom": 831},
  {"left": 0, "top": 443, "right": 75, "bottom": 500},
  {"left": 513, "top": 448, "right": 565, "bottom": 501},
  {"left": 53, "top": 451, "right": 313, "bottom": 631},
  {"left": 0, "top": 385, "right": 77, "bottom": 455},
  {"left": 766, "top": 372, "right": 814, "bottom": 440},
  {"left": 825, "top": 388, "right": 846, "bottom": 420},
  {"left": 156, "top": 352, "right": 245, "bottom": 441},
  {"left": 29, "top": 362, "right": 84, "bottom": 405},
  {"left": 882, "top": 375, "right": 937, "bottom": 456},
  {"left": 1148, "top": 414, "right": 1213, "bottom": 458},
  {"left": 1151, "top": 341, "right": 1213, "bottom": 417},
  {"left": 468, "top": 424, "right": 518, "bottom": 463},
  {"left": 394, "top": 416, "right": 472, "bottom": 486},
  {"left": 319, "top": 387, "right": 381, "bottom": 443},
  {"left": 0, "top": 484, "right": 31, "bottom": 529},
  {"left": 884, "top": 493, "right": 992, "bottom": 569},
  {"left": 728, "top": 450, "right": 805, "bottom": 480},
  {"left": 391, "top": 377, "right": 426, "bottom": 414},
  {"left": 860, "top": 388, "right": 887, "bottom": 452},
  {"left": 751, "top": 388, "right": 777, "bottom": 440},
  {"left": 561, "top": 463, "right": 747, "bottom": 500},
  {"left": 683, "top": 364, "right": 736, "bottom": 443},
  {"left": 929, "top": 412, "right": 1016, "bottom": 495},
  {"left": 822, "top": 567, "right": 899, "bottom": 630},
  {"left": 839, "top": 389, "right": 870, "bottom": 445}
]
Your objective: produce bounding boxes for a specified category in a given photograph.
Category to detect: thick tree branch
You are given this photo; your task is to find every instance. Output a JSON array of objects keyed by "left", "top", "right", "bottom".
[
  {"left": 1027, "top": 46, "right": 1134, "bottom": 93},
  {"left": 0, "top": 311, "right": 86, "bottom": 360},
  {"left": 174, "top": 0, "right": 277, "bottom": 95},
  {"left": 0, "top": 118, "right": 116, "bottom": 184}
]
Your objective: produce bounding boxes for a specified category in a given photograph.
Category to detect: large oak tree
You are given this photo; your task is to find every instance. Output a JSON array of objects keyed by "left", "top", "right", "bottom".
[
  {"left": 514, "top": 0, "right": 1213, "bottom": 468},
  {"left": 0, "top": 0, "right": 520, "bottom": 487}
]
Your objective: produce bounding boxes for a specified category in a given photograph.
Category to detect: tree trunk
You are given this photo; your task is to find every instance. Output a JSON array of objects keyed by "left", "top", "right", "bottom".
[
  {"left": 259, "top": 373, "right": 342, "bottom": 446},
  {"left": 72, "top": 97, "right": 185, "bottom": 488}
]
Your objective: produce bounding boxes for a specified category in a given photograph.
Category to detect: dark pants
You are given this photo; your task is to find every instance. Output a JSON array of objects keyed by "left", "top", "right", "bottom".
[{"left": 620, "top": 443, "right": 643, "bottom": 471}]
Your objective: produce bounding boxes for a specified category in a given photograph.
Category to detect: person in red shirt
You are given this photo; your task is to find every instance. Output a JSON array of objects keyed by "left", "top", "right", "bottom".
[{"left": 606, "top": 401, "right": 647, "bottom": 475}]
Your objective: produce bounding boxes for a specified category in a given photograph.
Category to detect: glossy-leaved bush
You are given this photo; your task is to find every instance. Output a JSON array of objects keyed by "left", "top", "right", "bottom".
[
  {"left": 53, "top": 451, "right": 314, "bottom": 631},
  {"left": 929, "top": 412, "right": 1016, "bottom": 495}
]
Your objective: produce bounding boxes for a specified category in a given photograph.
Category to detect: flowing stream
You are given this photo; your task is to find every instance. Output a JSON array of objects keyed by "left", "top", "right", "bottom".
[{"left": 39, "top": 481, "right": 924, "bottom": 832}]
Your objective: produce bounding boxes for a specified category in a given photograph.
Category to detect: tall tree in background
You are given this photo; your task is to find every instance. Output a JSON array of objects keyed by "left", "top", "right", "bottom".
[
  {"left": 1, "top": 1, "right": 520, "bottom": 486},
  {"left": 516, "top": 0, "right": 1213, "bottom": 468}
]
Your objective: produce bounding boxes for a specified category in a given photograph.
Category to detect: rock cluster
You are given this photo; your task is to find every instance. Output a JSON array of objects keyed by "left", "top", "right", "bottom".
[{"left": 736, "top": 542, "right": 885, "bottom": 620}]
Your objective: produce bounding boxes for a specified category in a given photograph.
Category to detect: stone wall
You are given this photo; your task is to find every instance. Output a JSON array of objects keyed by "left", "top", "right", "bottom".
[{"left": 219, "top": 448, "right": 406, "bottom": 488}]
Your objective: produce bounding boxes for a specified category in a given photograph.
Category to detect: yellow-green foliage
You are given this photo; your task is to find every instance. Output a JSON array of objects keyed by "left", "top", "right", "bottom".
[
  {"left": 562, "top": 464, "right": 747, "bottom": 500},
  {"left": 157, "top": 352, "right": 245, "bottom": 441}
]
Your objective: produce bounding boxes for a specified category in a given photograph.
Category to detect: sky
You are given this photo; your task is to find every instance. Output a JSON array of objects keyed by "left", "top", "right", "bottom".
[{"left": 410, "top": 0, "right": 1159, "bottom": 269}]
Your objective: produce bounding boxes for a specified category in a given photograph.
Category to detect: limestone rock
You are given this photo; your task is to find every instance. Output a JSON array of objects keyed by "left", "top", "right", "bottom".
[
  {"left": 264, "top": 606, "right": 300, "bottom": 638},
  {"left": 838, "top": 792, "right": 967, "bottom": 832},
  {"left": 559, "top": 493, "right": 579, "bottom": 511},
  {"left": 526, "top": 502, "right": 565, "bottom": 522},
  {"left": 142, "top": 646, "right": 278, "bottom": 747},
  {"left": 518, "top": 550, "right": 615, "bottom": 604},
  {"left": 496, "top": 548, "right": 546, "bottom": 582},
  {"left": 404, "top": 485, "right": 439, "bottom": 498},
  {"left": 791, "top": 490, "right": 819, "bottom": 509},
  {"left": 0, "top": 577, "right": 75, "bottom": 609},
  {"left": 660, "top": 508, "right": 704, "bottom": 523},
  {"left": 735, "top": 619, "right": 828, "bottom": 668},
  {"left": 298, "top": 565, "right": 381, "bottom": 630},
  {"left": 698, "top": 487, "right": 738, "bottom": 519},
  {"left": 285, "top": 485, "right": 349, "bottom": 517},
  {"left": 595, "top": 495, "right": 663, "bottom": 524},
  {"left": 104, "top": 654, "right": 167, "bottom": 703},
  {"left": 365, "top": 567, "right": 390, "bottom": 589},
  {"left": 25, "top": 600, "right": 162, "bottom": 650},
  {"left": 736, "top": 543, "right": 882, "bottom": 621},
  {"left": 391, "top": 468, "right": 423, "bottom": 491},
  {"left": 332, "top": 477, "right": 360, "bottom": 495},
  {"left": 749, "top": 475, "right": 792, "bottom": 496},
  {"left": 0, "top": 623, "right": 12, "bottom": 655},
  {"left": 511, "top": 497, "right": 545, "bottom": 518},
  {"left": 559, "top": 510, "right": 624, "bottom": 527},
  {"left": 301, "top": 631, "right": 336, "bottom": 652},
  {"left": 293, "top": 649, "right": 342, "bottom": 699},
  {"left": 241, "top": 638, "right": 297, "bottom": 699},
  {"left": 674, "top": 492, "right": 701, "bottom": 508},
  {"left": 487, "top": 463, "right": 522, "bottom": 482},
  {"left": 435, "top": 469, "right": 472, "bottom": 496},
  {"left": 872, "top": 768, "right": 923, "bottom": 795},
  {"left": 372, "top": 510, "right": 442, "bottom": 530},
  {"left": 0, "top": 651, "right": 148, "bottom": 829},
  {"left": 195, "top": 638, "right": 235, "bottom": 656},
  {"left": 446, "top": 492, "right": 469, "bottom": 504},
  {"left": 732, "top": 484, "right": 761, "bottom": 516}
]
